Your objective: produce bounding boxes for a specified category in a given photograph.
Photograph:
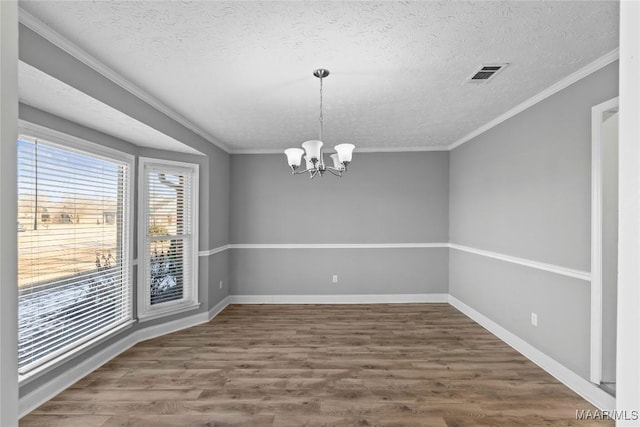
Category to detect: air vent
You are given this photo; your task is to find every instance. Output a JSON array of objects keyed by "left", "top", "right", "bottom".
[{"left": 467, "top": 64, "right": 509, "bottom": 83}]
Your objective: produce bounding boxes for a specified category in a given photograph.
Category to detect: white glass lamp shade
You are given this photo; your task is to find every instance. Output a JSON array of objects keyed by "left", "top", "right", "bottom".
[
  {"left": 334, "top": 143, "right": 355, "bottom": 163},
  {"left": 302, "top": 140, "right": 323, "bottom": 161},
  {"left": 284, "top": 148, "right": 304, "bottom": 168},
  {"left": 330, "top": 153, "right": 344, "bottom": 170}
]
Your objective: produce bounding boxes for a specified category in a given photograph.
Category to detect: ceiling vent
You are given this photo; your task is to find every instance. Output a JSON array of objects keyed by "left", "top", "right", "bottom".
[{"left": 467, "top": 64, "right": 509, "bottom": 83}]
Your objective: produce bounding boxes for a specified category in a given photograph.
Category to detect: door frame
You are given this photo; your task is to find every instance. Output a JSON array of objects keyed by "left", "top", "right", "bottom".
[{"left": 590, "top": 96, "right": 619, "bottom": 384}]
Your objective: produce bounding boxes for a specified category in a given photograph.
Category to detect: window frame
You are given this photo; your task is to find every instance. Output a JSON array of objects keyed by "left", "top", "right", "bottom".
[
  {"left": 17, "top": 120, "right": 135, "bottom": 384},
  {"left": 137, "top": 157, "right": 200, "bottom": 321}
]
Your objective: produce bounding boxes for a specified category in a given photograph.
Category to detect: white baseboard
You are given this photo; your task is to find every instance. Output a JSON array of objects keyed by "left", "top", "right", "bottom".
[
  {"left": 228, "top": 293, "right": 449, "bottom": 304},
  {"left": 208, "top": 297, "right": 230, "bottom": 319},
  {"left": 136, "top": 310, "right": 209, "bottom": 343},
  {"left": 448, "top": 295, "right": 615, "bottom": 412},
  {"left": 19, "top": 296, "right": 230, "bottom": 419}
]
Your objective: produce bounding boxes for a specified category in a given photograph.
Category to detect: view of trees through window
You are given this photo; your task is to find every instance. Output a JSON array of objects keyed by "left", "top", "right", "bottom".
[
  {"left": 17, "top": 137, "right": 131, "bottom": 373},
  {"left": 147, "top": 171, "right": 187, "bottom": 306}
]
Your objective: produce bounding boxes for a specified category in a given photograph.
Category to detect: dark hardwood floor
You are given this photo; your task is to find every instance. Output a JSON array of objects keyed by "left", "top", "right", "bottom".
[{"left": 21, "top": 304, "right": 611, "bottom": 426}]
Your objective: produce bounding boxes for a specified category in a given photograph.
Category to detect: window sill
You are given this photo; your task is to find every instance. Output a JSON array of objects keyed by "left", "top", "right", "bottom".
[{"left": 137, "top": 302, "right": 201, "bottom": 323}]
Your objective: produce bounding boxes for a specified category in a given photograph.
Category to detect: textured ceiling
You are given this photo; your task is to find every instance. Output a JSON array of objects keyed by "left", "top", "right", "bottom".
[
  {"left": 19, "top": 61, "right": 203, "bottom": 155},
  {"left": 19, "top": 1, "right": 619, "bottom": 152}
]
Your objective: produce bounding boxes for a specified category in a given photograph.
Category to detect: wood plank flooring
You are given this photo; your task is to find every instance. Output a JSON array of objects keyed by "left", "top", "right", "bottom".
[{"left": 21, "top": 304, "right": 612, "bottom": 426}]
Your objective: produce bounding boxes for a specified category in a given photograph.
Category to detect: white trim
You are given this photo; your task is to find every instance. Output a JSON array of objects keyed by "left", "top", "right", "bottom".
[
  {"left": 230, "top": 146, "right": 449, "bottom": 155},
  {"left": 16, "top": 120, "right": 136, "bottom": 383},
  {"left": 137, "top": 157, "right": 200, "bottom": 321},
  {"left": 616, "top": 3, "right": 640, "bottom": 419},
  {"left": 19, "top": 296, "right": 230, "bottom": 419},
  {"left": 136, "top": 305, "right": 208, "bottom": 342},
  {"left": 16, "top": 7, "right": 618, "bottom": 157},
  {"left": 449, "top": 295, "right": 616, "bottom": 412},
  {"left": 230, "top": 243, "right": 449, "bottom": 250},
  {"left": 448, "top": 49, "right": 620, "bottom": 150},
  {"left": 204, "top": 242, "right": 591, "bottom": 282},
  {"left": 590, "top": 97, "right": 619, "bottom": 384},
  {"left": 229, "top": 294, "right": 449, "bottom": 304},
  {"left": 207, "top": 296, "right": 230, "bottom": 320},
  {"left": 19, "top": 293, "right": 614, "bottom": 419},
  {"left": 353, "top": 146, "right": 449, "bottom": 153},
  {"left": 198, "top": 244, "right": 230, "bottom": 257},
  {"left": 197, "top": 243, "right": 449, "bottom": 255},
  {"left": 201, "top": 242, "right": 590, "bottom": 284},
  {"left": 449, "top": 243, "right": 591, "bottom": 281},
  {"left": 17, "top": 8, "right": 229, "bottom": 154},
  {"left": 16, "top": 6, "right": 618, "bottom": 156},
  {"left": 18, "top": 120, "right": 135, "bottom": 163},
  {"left": 136, "top": 302, "right": 201, "bottom": 323}
]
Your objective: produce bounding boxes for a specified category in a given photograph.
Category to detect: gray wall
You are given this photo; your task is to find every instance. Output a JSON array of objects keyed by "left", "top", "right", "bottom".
[
  {"left": 18, "top": 105, "right": 230, "bottom": 397},
  {"left": 17, "top": 22, "right": 231, "bottom": 395},
  {"left": 232, "top": 248, "right": 448, "bottom": 295},
  {"left": 449, "top": 61, "right": 619, "bottom": 381},
  {"left": 231, "top": 152, "right": 449, "bottom": 244},
  {"left": 16, "top": 13, "right": 619, "bottom": 409},
  {"left": 230, "top": 152, "right": 449, "bottom": 295},
  {"left": 18, "top": 22, "right": 231, "bottom": 308}
]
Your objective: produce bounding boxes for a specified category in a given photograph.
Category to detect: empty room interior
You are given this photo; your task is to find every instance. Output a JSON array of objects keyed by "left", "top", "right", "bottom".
[{"left": 1, "top": 1, "right": 640, "bottom": 426}]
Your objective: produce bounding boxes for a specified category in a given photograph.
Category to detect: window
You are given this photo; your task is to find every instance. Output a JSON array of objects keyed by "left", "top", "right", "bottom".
[
  {"left": 138, "top": 158, "right": 199, "bottom": 320},
  {"left": 17, "top": 125, "right": 133, "bottom": 378}
]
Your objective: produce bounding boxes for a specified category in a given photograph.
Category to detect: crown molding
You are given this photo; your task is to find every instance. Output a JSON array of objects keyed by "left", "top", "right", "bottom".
[
  {"left": 229, "top": 145, "right": 449, "bottom": 155},
  {"left": 230, "top": 243, "right": 448, "bottom": 250},
  {"left": 448, "top": 48, "right": 620, "bottom": 151},
  {"left": 354, "top": 146, "right": 449, "bottom": 152},
  {"left": 17, "top": 7, "right": 618, "bottom": 156},
  {"left": 17, "top": 8, "right": 230, "bottom": 154}
]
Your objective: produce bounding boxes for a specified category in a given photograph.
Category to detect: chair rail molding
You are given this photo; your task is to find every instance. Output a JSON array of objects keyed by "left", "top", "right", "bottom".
[{"left": 449, "top": 243, "right": 591, "bottom": 282}]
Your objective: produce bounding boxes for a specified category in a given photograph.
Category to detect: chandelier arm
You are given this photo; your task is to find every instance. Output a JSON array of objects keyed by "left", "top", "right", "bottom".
[
  {"left": 327, "top": 168, "right": 342, "bottom": 177},
  {"left": 293, "top": 168, "right": 314, "bottom": 175}
]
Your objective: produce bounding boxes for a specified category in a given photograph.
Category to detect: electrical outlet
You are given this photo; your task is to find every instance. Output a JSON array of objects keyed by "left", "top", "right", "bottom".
[
  {"left": 332, "top": 275, "right": 338, "bottom": 283},
  {"left": 531, "top": 312, "right": 538, "bottom": 327},
  {"left": 219, "top": 280, "right": 223, "bottom": 289}
]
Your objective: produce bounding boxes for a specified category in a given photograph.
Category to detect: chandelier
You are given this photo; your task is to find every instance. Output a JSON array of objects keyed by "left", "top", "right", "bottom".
[{"left": 284, "top": 69, "right": 355, "bottom": 178}]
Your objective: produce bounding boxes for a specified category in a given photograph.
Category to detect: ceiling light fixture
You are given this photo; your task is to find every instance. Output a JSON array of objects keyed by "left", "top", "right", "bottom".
[{"left": 284, "top": 69, "right": 354, "bottom": 178}]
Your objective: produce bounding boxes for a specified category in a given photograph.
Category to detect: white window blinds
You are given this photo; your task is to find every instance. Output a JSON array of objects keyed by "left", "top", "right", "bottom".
[
  {"left": 17, "top": 134, "right": 133, "bottom": 376},
  {"left": 138, "top": 158, "right": 199, "bottom": 320}
]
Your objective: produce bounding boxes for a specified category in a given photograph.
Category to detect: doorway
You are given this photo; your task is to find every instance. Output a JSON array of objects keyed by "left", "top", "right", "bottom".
[{"left": 590, "top": 97, "right": 619, "bottom": 395}]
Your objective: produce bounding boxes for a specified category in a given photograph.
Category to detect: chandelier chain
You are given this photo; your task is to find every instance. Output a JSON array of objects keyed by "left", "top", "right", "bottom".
[{"left": 319, "top": 76, "right": 323, "bottom": 142}]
